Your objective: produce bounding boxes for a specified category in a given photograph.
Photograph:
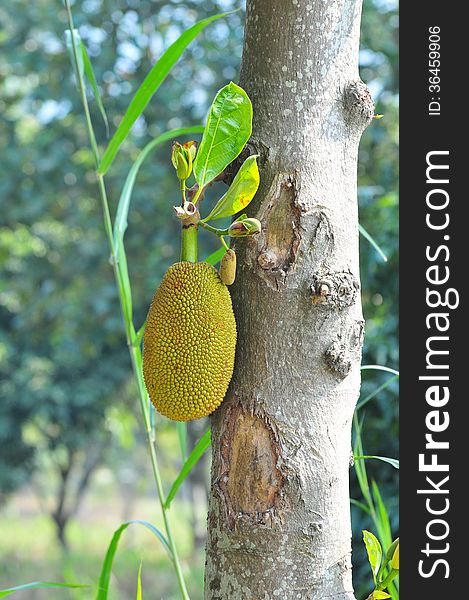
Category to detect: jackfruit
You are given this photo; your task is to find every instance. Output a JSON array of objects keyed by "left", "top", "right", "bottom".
[
  {"left": 143, "top": 261, "right": 237, "bottom": 421},
  {"left": 219, "top": 249, "right": 236, "bottom": 285}
]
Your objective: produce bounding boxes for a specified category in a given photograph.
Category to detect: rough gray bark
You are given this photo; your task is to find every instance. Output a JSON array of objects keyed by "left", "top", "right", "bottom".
[{"left": 205, "top": 0, "right": 374, "bottom": 598}]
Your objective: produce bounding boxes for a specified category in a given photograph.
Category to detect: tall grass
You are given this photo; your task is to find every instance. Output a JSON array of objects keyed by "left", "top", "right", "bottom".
[{"left": 62, "top": 2, "right": 230, "bottom": 598}]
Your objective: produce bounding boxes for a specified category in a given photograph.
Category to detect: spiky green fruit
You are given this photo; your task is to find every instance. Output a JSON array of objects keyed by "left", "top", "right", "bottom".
[{"left": 143, "top": 262, "right": 236, "bottom": 421}]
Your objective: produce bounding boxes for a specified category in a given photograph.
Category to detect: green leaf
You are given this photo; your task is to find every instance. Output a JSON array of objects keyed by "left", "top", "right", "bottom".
[
  {"left": 193, "top": 82, "right": 252, "bottom": 189},
  {"left": 113, "top": 126, "right": 204, "bottom": 244},
  {"left": 0, "top": 582, "right": 88, "bottom": 598},
  {"left": 81, "top": 42, "right": 109, "bottom": 137},
  {"left": 164, "top": 429, "right": 211, "bottom": 509},
  {"left": 354, "top": 456, "right": 399, "bottom": 470},
  {"left": 359, "top": 223, "right": 388, "bottom": 262},
  {"left": 136, "top": 562, "right": 143, "bottom": 600},
  {"left": 98, "top": 13, "right": 229, "bottom": 175},
  {"left": 363, "top": 530, "right": 383, "bottom": 584},
  {"left": 372, "top": 591, "right": 391, "bottom": 599},
  {"left": 202, "top": 155, "right": 259, "bottom": 222},
  {"left": 96, "top": 520, "right": 172, "bottom": 600},
  {"left": 204, "top": 245, "right": 227, "bottom": 266}
]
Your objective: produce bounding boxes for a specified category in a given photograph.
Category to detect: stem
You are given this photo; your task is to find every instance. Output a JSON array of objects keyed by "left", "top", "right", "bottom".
[
  {"left": 181, "top": 225, "right": 198, "bottom": 262},
  {"left": 65, "top": 3, "right": 189, "bottom": 598},
  {"left": 180, "top": 179, "right": 186, "bottom": 204},
  {"left": 220, "top": 236, "right": 229, "bottom": 251},
  {"left": 199, "top": 221, "right": 230, "bottom": 236}
]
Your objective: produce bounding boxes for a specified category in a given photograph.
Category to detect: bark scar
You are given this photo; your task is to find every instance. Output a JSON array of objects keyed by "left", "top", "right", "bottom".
[
  {"left": 255, "top": 173, "right": 301, "bottom": 287},
  {"left": 215, "top": 404, "right": 287, "bottom": 530}
]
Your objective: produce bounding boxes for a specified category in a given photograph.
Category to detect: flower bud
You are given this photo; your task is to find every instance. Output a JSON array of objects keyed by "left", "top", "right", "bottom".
[
  {"left": 171, "top": 141, "right": 194, "bottom": 181},
  {"left": 228, "top": 217, "right": 261, "bottom": 237},
  {"left": 183, "top": 140, "right": 197, "bottom": 161}
]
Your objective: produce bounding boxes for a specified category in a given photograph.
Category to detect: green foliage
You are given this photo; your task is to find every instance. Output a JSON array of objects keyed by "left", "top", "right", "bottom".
[
  {"left": 202, "top": 155, "right": 259, "bottom": 221},
  {"left": 114, "top": 126, "right": 205, "bottom": 244},
  {"left": 135, "top": 563, "right": 143, "bottom": 600},
  {"left": 193, "top": 82, "right": 252, "bottom": 190},
  {"left": 354, "top": 456, "right": 399, "bottom": 470},
  {"left": 362, "top": 532, "right": 399, "bottom": 600},
  {"left": 362, "top": 530, "right": 382, "bottom": 584},
  {"left": 204, "top": 246, "right": 228, "bottom": 266},
  {"left": 0, "top": 581, "right": 88, "bottom": 598},
  {"left": 96, "top": 520, "right": 172, "bottom": 600},
  {"left": 164, "top": 429, "right": 211, "bottom": 509},
  {"left": 98, "top": 12, "right": 231, "bottom": 175}
]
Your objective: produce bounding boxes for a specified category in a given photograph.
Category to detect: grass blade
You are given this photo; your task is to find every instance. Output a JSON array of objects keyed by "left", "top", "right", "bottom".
[
  {"left": 371, "top": 481, "right": 392, "bottom": 546},
  {"left": 96, "top": 520, "right": 172, "bottom": 600},
  {"left": 113, "top": 126, "right": 204, "bottom": 244},
  {"left": 356, "top": 375, "right": 399, "bottom": 410},
  {"left": 65, "top": 30, "right": 109, "bottom": 136},
  {"left": 355, "top": 456, "right": 399, "bottom": 470},
  {"left": 350, "top": 498, "right": 371, "bottom": 515},
  {"left": 98, "top": 13, "right": 230, "bottom": 175},
  {"left": 65, "top": 29, "right": 84, "bottom": 81},
  {"left": 361, "top": 365, "right": 400, "bottom": 377},
  {"left": 164, "top": 429, "right": 211, "bottom": 508},
  {"left": 0, "top": 582, "right": 88, "bottom": 597},
  {"left": 135, "top": 320, "right": 146, "bottom": 347},
  {"left": 353, "top": 413, "right": 372, "bottom": 507},
  {"left": 204, "top": 245, "right": 227, "bottom": 266},
  {"left": 116, "top": 238, "right": 133, "bottom": 324},
  {"left": 359, "top": 223, "right": 388, "bottom": 262},
  {"left": 176, "top": 422, "right": 188, "bottom": 461},
  {"left": 136, "top": 562, "right": 143, "bottom": 600},
  {"left": 81, "top": 42, "right": 109, "bottom": 137}
]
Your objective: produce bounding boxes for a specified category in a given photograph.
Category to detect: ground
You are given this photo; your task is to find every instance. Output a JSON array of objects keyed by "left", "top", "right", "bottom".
[{"left": 0, "top": 484, "right": 204, "bottom": 599}]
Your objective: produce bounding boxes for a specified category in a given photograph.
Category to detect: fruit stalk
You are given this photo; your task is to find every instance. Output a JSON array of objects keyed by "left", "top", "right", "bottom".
[{"left": 180, "top": 223, "right": 198, "bottom": 262}]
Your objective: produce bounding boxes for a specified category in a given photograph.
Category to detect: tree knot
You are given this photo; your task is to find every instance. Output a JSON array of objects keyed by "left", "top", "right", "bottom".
[{"left": 343, "top": 80, "right": 375, "bottom": 129}]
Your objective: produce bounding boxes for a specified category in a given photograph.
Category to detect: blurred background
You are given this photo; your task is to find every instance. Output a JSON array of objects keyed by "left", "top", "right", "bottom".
[{"left": 0, "top": 0, "right": 398, "bottom": 598}]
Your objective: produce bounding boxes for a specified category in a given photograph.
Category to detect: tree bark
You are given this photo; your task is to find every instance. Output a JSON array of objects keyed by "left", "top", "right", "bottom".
[{"left": 205, "top": 0, "right": 374, "bottom": 598}]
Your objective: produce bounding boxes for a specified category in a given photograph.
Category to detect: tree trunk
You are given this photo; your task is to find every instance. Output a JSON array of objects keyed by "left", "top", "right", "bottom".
[{"left": 205, "top": 1, "right": 374, "bottom": 598}]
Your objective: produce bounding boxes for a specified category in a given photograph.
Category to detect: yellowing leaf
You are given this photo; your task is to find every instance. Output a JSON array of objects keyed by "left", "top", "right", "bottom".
[
  {"left": 363, "top": 530, "right": 383, "bottom": 584},
  {"left": 202, "top": 155, "right": 259, "bottom": 222},
  {"left": 136, "top": 562, "right": 143, "bottom": 600},
  {"left": 372, "top": 591, "right": 391, "bottom": 599}
]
